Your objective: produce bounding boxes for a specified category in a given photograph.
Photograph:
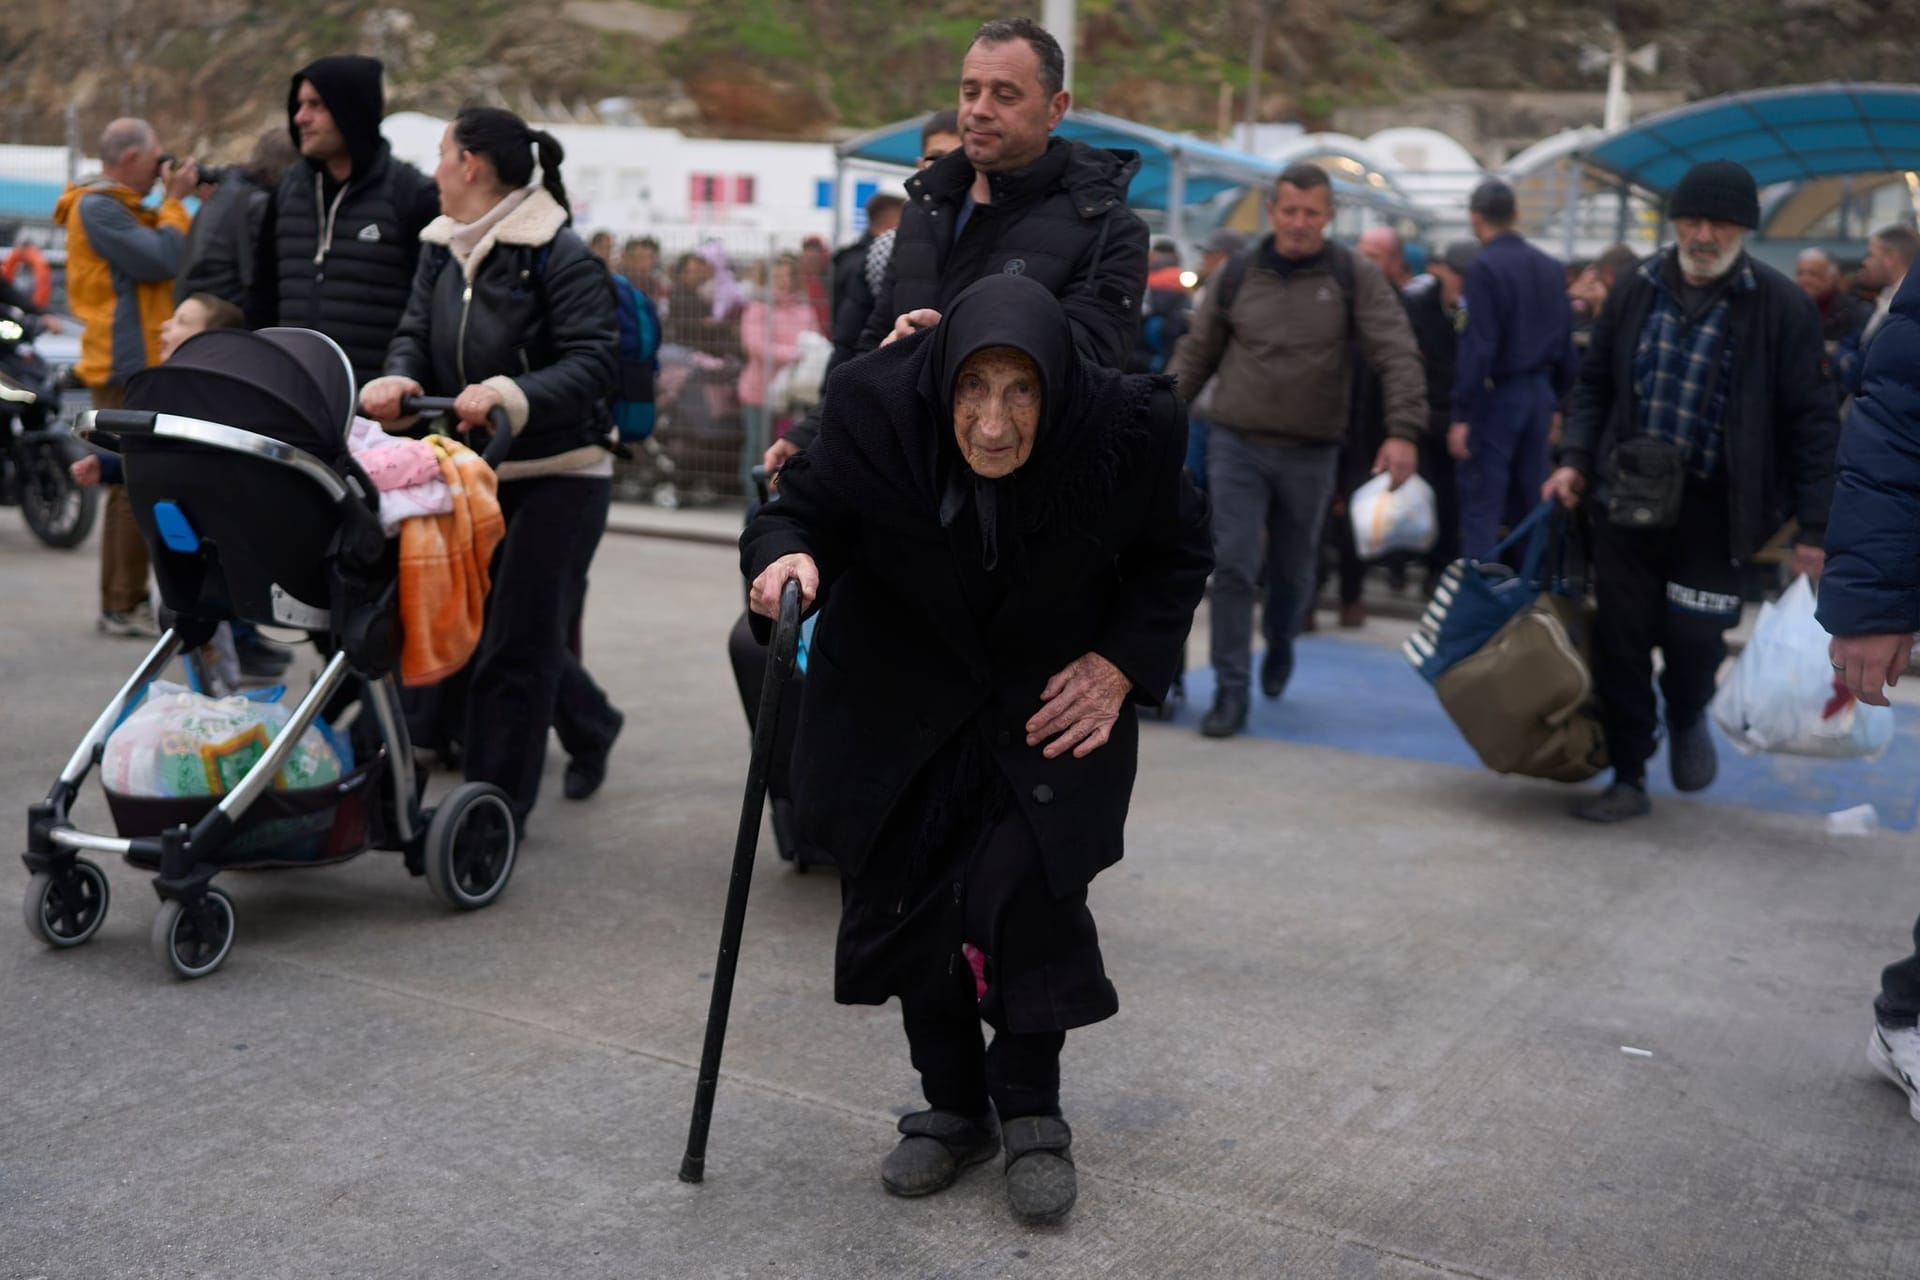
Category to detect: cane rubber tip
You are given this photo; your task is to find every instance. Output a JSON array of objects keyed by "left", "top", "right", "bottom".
[{"left": 678, "top": 1158, "right": 705, "bottom": 1184}]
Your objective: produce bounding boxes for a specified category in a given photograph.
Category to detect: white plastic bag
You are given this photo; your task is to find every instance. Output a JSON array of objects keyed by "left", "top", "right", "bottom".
[
  {"left": 1349, "top": 472, "right": 1438, "bottom": 560},
  {"left": 767, "top": 331, "right": 834, "bottom": 415},
  {"left": 1710, "top": 576, "right": 1895, "bottom": 759},
  {"left": 102, "top": 683, "right": 343, "bottom": 798}
]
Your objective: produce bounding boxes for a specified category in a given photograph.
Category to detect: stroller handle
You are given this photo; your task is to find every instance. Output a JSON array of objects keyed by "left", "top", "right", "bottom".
[{"left": 398, "top": 396, "right": 515, "bottom": 468}]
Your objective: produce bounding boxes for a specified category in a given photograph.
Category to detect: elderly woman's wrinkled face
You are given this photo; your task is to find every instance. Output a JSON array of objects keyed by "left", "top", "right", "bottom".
[{"left": 952, "top": 347, "right": 1041, "bottom": 478}]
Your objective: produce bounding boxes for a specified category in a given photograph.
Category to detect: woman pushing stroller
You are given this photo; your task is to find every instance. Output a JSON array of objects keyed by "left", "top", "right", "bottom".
[{"left": 361, "top": 107, "right": 624, "bottom": 834}]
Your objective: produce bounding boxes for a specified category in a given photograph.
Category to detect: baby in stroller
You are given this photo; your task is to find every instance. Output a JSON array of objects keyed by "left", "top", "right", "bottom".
[{"left": 21, "top": 326, "right": 518, "bottom": 980}]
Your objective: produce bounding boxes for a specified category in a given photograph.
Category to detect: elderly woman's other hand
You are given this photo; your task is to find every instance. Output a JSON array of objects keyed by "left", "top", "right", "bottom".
[
  {"left": 751, "top": 553, "right": 819, "bottom": 619},
  {"left": 1026, "top": 653, "right": 1133, "bottom": 759}
]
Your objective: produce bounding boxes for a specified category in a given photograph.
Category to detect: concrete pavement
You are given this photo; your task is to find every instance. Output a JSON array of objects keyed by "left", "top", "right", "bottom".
[{"left": 4, "top": 508, "right": 1920, "bottom": 1279}]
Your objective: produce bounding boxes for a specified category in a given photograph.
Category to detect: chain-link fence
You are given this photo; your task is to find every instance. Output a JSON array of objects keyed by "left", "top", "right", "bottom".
[{"left": 603, "top": 229, "right": 836, "bottom": 510}]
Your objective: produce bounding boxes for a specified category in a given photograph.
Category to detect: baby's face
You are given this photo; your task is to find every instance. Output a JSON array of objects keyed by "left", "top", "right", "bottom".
[{"left": 158, "top": 298, "right": 212, "bottom": 362}]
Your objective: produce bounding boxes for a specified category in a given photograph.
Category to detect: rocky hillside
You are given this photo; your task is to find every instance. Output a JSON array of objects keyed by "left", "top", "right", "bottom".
[{"left": 0, "top": 0, "right": 1910, "bottom": 160}]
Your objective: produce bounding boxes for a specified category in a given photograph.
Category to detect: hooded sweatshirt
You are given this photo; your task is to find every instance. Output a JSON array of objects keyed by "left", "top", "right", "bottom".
[
  {"left": 252, "top": 55, "right": 439, "bottom": 385},
  {"left": 53, "top": 180, "right": 191, "bottom": 386}
]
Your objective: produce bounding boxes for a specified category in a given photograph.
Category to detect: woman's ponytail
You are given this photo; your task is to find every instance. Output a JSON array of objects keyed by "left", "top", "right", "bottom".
[{"left": 532, "top": 129, "right": 570, "bottom": 216}]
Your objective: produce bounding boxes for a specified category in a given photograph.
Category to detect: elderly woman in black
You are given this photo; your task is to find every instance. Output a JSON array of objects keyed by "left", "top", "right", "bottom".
[
  {"left": 361, "top": 107, "right": 624, "bottom": 832},
  {"left": 743, "top": 275, "right": 1211, "bottom": 1224}
]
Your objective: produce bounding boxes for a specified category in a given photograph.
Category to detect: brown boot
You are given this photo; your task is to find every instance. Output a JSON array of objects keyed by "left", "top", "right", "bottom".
[{"left": 1338, "top": 602, "right": 1367, "bottom": 629}]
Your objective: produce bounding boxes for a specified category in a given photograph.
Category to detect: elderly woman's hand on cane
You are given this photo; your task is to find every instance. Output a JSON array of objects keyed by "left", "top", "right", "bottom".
[{"left": 750, "top": 553, "right": 819, "bottom": 619}]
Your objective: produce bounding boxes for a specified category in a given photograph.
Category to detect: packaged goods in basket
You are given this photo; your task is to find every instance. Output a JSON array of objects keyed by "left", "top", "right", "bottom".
[{"left": 102, "top": 683, "right": 343, "bottom": 799}]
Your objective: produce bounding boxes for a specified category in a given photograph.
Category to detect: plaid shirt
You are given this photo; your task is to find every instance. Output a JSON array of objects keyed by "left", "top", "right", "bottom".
[{"left": 1630, "top": 255, "right": 1756, "bottom": 479}]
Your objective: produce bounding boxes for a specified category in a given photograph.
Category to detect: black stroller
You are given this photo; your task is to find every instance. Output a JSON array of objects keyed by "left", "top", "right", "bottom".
[{"left": 20, "top": 327, "right": 518, "bottom": 979}]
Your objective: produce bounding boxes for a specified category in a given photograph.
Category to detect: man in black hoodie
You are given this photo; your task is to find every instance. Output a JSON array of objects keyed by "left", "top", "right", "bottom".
[
  {"left": 250, "top": 55, "right": 439, "bottom": 385},
  {"left": 762, "top": 18, "right": 1148, "bottom": 471}
]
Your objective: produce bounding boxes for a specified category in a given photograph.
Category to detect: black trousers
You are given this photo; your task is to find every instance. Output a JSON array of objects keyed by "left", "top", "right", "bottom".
[
  {"left": 464, "top": 475, "right": 616, "bottom": 822},
  {"left": 553, "top": 581, "right": 622, "bottom": 763},
  {"left": 1877, "top": 920, "right": 1920, "bottom": 1027},
  {"left": 1421, "top": 434, "right": 1460, "bottom": 582},
  {"left": 906, "top": 968, "right": 1067, "bottom": 1121},
  {"left": 1590, "top": 480, "right": 1743, "bottom": 783}
]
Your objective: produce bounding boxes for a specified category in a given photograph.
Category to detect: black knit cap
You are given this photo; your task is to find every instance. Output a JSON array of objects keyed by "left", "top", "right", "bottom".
[{"left": 1667, "top": 160, "right": 1759, "bottom": 230}]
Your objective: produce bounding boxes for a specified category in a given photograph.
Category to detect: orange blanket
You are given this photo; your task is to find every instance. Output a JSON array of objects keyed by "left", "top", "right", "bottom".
[{"left": 398, "top": 436, "right": 505, "bottom": 687}]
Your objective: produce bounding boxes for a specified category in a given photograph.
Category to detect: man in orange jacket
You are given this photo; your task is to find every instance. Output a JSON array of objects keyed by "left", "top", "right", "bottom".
[{"left": 54, "top": 118, "right": 196, "bottom": 637}]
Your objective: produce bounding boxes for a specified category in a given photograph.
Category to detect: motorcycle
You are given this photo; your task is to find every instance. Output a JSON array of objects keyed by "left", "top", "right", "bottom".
[{"left": 0, "top": 305, "right": 96, "bottom": 548}]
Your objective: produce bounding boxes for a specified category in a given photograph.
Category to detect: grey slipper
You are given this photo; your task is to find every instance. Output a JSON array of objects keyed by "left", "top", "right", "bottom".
[
  {"left": 1003, "top": 1115, "right": 1076, "bottom": 1224},
  {"left": 880, "top": 1109, "right": 999, "bottom": 1198}
]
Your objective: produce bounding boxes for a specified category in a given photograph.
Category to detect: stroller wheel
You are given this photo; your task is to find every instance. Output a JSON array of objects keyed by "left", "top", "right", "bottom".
[
  {"left": 425, "top": 782, "right": 517, "bottom": 910},
  {"left": 22, "top": 860, "right": 110, "bottom": 948},
  {"left": 150, "top": 889, "right": 236, "bottom": 980}
]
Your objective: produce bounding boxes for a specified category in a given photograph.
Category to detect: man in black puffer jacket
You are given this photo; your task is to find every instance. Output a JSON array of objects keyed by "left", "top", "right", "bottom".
[
  {"left": 764, "top": 17, "right": 1148, "bottom": 471},
  {"left": 250, "top": 55, "right": 439, "bottom": 385}
]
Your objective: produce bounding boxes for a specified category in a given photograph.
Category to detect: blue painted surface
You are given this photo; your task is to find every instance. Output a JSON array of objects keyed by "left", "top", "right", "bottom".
[{"left": 1155, "top": 635, "right": 1920, "bottom": 830}]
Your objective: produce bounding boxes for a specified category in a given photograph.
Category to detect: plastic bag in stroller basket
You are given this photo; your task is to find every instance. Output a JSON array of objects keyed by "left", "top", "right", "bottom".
[
  {"left": 101, "top": 684, "right": 371, "bottom": 864},
  {"left": 103, "top": 684, "right": 342, "bottom": 798}
]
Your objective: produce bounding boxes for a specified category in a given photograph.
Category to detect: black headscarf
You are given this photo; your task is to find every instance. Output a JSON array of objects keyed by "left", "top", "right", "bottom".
[
  {"left": 777, "top": 274, "right": 1166, "bottom": 570},
  {"left": 920, "top": 275, "right": 1075, "bottom": 570}
]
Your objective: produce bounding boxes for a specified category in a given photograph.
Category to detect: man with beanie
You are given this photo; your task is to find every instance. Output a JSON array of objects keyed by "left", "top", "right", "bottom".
[
  {"left": 250, "top": 55, "right": 439, "bottom": 385},
  {"left": 1545, "top": 159, "right": 1838, "bottom": 823},
  {"left": 53, "top": 118, "right": 197, "bottom": 638},
  {"left": 1449, "top": 178, "right": 1578, "bottom": 561}
]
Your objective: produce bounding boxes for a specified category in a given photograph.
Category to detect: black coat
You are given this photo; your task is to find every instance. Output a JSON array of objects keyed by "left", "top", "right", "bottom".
[
  {"left": 1402, "top": 276, "right": 1460, "bottom": 440},
  {"left": 742, "top": 312, "right": 1210, "bottom": 898},
  {"left": 253, "top": 145, "right": 439, "bottom": 386},
  {"left": 383, "top": 189, "right": 619, "bottom": 466},
  {"left": 1561, "top": 249, "right": 1839, "bottom": 558},
  {"left": 828, "top": 232, "right": 876, "bottom": 365},
  {"left": 175, "top": 177, "right": 269, "bottom": 307},
  {"left": 870, "top": 138, "right": 1147, "bottom": 370},
  {"left": 782, "top": 139, "right": 1149, "bottom": 453}
]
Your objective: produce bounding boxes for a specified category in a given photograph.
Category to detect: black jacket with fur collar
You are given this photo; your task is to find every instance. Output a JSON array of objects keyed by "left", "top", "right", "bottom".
[{"left": 383, "top": 188, "right": 619, "bottom": 475}]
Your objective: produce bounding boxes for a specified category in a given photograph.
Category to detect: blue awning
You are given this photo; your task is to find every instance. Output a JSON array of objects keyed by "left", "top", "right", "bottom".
[
  {"left": 835, "top": 108, "right": 1428, "bottom": 225},
  {"left": 0, "top": 175, "right": 65, "bottom": 219},
  {"left": 1583, "top": 83, "right": 1920, "bottom": 194}
]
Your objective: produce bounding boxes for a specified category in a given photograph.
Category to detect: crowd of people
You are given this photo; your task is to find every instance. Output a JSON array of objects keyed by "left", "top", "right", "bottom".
[{"left": 32, "top": 12, "right": 1920, "bottom": 1228}]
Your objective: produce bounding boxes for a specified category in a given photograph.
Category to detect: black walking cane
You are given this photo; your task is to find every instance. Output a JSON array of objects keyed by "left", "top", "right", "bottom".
[{"left": 680, "top": 576, "right": 803, "bottom": 1184}]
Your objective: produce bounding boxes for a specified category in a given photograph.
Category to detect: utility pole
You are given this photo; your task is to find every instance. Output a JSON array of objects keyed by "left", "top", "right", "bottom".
[
  {"left": 1244, "top": 0, "right": 1270, "bottom": 137},
  {"left": 65, "top": 102, "right": 81, "bottom": 185},
  {"left": 1043, "top": 0, "right": 1077, "bottom": 96}
]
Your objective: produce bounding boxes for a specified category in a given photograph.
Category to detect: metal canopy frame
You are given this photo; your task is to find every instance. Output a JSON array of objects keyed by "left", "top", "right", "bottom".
[
  {"left": 832, "top": 108, "right": 1430, "bottom": 244},
  {"left": 1581, "top": 82, "right": 1920, "bottom": 195}
]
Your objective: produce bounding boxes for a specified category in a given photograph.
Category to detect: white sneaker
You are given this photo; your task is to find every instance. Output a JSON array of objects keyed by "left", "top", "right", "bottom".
[
  {"left": 1867, "top": 1023, "right": 1920, "bottom": 1121},
  {"left": 97, "top": 601, "right": 160, "bottom": 638}
]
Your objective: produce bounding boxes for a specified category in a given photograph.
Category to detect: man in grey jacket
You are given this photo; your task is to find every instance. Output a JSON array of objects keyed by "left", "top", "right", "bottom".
[{"left": 1169, "top": 163, "right": 1426, "bottom": 737}]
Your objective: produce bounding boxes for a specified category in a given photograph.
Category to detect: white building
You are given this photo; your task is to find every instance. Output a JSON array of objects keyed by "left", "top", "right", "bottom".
[{"left": 383, "top": 111, "right": 898, "bottom": 252}]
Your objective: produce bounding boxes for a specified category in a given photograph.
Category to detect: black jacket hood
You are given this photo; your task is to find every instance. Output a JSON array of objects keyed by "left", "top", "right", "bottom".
[{"left": 289, "top": 56, "right": 386, "bottom": 179}]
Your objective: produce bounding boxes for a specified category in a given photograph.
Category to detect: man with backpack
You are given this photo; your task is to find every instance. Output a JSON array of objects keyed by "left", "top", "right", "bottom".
[{"left": 1168, "top": 162, "right": 1426, "bottom": 737}]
